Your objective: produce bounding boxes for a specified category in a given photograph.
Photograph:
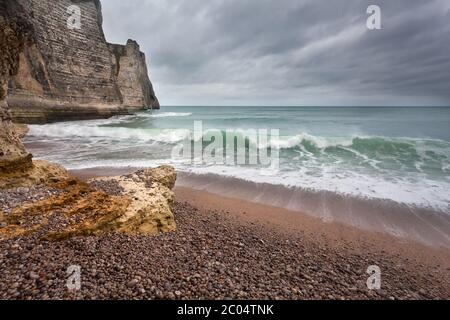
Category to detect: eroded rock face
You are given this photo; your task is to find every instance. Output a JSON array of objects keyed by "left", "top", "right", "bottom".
[
  {"left": 0, "top": 1, "right": 174, "bottom": 241},
  {"left": 0, "top": 160, "right": 69, "bottom": 189},
  {"left": 89, "top": 165, "right": 177, "bottom": 236},
  {"left": 0, "top": 166, "right": 177, "bottom": 240},
  {"left": 0, "top": 1, "right": 70, "bottom": 185},
  {"left": 109, "top": 40, "right": 160, "bottom": 109},
  {"left": 5, "top": 0, "right": 159, "bottom": 124},
  {"left": 0, "top": 0, "right": 33, "bottom": 173}
]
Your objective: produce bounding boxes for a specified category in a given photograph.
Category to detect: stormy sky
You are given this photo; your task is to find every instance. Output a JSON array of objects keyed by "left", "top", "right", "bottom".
[{"left": 101, "top": 0, "right": 450, "bottom": 106}]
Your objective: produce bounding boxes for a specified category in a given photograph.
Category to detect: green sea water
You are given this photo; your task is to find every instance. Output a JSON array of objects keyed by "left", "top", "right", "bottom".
[{"left": 25, "top": 106, "right": 450, "bottom": 213}]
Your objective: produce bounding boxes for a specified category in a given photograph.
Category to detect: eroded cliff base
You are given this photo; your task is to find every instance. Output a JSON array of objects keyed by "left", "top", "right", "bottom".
[{"left": 8, "top": 102, "right": 138, "bottom": 124}]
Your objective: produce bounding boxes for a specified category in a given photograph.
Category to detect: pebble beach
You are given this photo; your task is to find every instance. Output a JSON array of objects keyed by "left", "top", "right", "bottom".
[{"left": 1, "top": 183, "right": 449, "bottom": 300}]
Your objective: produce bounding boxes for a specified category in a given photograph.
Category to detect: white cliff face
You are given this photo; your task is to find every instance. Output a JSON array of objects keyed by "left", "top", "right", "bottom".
[
  {"left": 0, "top": 2, "right": 31, "bottom": 172},
  {"left": 109, "top": 40, "right": 159, "bottom": 109},
  {"left": 1, "top": 2, "right": 176, "bottom": 240},
  {"left": 4, "top": 0, "right": 159, "bottom": 124}
]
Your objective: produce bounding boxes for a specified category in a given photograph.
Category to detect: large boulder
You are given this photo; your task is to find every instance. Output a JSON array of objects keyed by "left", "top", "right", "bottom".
[
  {"left": 89, "top": 165, "right": 177, "bottom": 236},
  {"left": 0, "top": 166, "right": 177, "bottom": 240}
]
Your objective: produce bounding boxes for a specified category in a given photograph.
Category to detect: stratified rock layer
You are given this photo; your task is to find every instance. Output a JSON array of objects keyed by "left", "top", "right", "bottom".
[
  {"left": 1, "top": 0, "right": 69, "bottom": 184},
  {"left": 0, "top": 166, "right": 177, "bottom": 240},
  {"left": 0, "top": 0, "right": 33, "bottom": 173},
  {"left": 1, "top": 1, "right": 174, "bottom": 241},
  {"left": 5, "top": 0, "right": 159, "bottom": 124},
  {"left": 0, "top": 160, "right": 69, "bottom": 189}
]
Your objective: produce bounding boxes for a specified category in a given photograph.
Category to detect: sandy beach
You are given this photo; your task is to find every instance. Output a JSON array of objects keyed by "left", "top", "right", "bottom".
[
  {"left": 175, "top": 186, "right": 450, "bottom": 268},
  {"left": 2, "top": 168, "right": 448, "bottom": 300}
]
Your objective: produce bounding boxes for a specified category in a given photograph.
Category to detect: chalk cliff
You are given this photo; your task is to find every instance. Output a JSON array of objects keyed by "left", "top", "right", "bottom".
[
  {"left": 1, "top": 0, "right": 33, "bottom": 172},
  {"left": 1, "top": 1, "right": 176, "bottom": 239},
  {"left": 4, "top": 0, "right": 159, "bottom": 124}
]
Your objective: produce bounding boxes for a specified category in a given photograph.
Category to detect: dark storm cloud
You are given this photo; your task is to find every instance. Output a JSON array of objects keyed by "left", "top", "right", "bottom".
[{"left": 101, "top": 0, "right": 450, "bottom": 106}]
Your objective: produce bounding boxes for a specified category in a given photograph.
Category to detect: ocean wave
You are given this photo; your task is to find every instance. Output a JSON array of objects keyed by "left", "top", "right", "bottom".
[
  {"left": 199, "top": 130, "right": 450, "bottom": 153},
  {"left": 196, "top": 130, "right": 356, "bottom": 149},
  {"left": 144, "top": 112, "right": 192, "bottom": 118},
  {"left": 268, "top": 133, "right": 355, "bottom": 149},
  {"left": 29, "top": 123, "right": 450, "bottom": 163},
  {"left": 266, "top": 133, "right": 449, "bottom": 151},
  {"left": 202, "top": 131, "right": 449, "bottom": 165},
  {"left": 29, "top": 124, "right": 191, "bottom": 143}
]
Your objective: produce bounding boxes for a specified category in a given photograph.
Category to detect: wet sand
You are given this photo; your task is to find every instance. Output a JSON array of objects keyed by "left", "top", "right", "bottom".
[
  {"left": 58, "top": 167, "right": 450, "bottom": 299},
  {"left": 70, "top": 167, "right": 450, "bottom": 270},
  {"left": 1, "top": 167, "right": 449, "bottom": 299},
  {"left": 176, "top": 172, "right": 450, "bottom": 249},
  {"left": 175, "top": 186, "right": 450, "bottom": 271}
]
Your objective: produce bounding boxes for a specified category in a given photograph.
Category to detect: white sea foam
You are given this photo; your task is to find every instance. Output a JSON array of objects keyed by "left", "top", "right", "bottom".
[
  {"left": 29, "top": 124, "right": 191, "bottom": 143},
  {"left": 267, "top": 133, "right": 355, "bottom": 149},
  {"left": 57, "top": 156, "right": 450, "bottom": 213},
  {"left": 181, "top": 164, "right": 450, "bottom": 211},
  {"left": 145, "top": 112, "right": 192, "bottom": 118},
  {"left": 26, "top": 113, "right": 450, "bottom": 214}
]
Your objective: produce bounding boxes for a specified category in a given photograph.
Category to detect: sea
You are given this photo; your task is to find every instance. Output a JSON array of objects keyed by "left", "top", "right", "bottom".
[{"left": 24, "top": 106, "right": 450, "bottom": 247}]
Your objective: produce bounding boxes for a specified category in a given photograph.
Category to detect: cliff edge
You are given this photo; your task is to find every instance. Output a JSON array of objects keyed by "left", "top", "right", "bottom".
[
  {"left": 3, "top": 0, "right": 159, "bottom": 124},
  {"left": 1, "top": 1, "right": 176, "bottom": 239}
]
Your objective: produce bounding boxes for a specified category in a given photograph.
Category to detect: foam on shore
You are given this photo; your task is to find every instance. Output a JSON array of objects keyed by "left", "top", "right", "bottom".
[{"left": 176, "top": 171, "right": 450, "bottom": 249}]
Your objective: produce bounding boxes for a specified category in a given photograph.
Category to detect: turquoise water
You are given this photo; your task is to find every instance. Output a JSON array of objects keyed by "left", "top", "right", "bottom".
[{"left": 25, "top": 106, "right": 450, "bottom": 213}]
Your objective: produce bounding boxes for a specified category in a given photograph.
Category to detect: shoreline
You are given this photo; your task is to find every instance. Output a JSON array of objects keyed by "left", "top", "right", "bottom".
[
  {"left": 175, "top": 186, "right": 450, "bottom": 269},
  {"left": 0, "top": 167, "right": 449, "bottom": 299},
  {"left": 69, "top": 167, "right": 450, "bottom": 249},
  {"left": 71, "top": 167, "right": 450, "bottom": 281}
]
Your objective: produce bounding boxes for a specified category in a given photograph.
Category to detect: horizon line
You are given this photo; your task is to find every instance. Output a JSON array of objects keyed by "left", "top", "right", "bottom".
[{"left": 159, "top": 105, "right": 450, "bottom": 108}]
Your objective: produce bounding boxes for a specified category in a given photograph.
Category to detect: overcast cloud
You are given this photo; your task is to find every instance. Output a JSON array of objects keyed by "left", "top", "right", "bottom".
[{"left": 101, "top": 0, "right": 450, "bottom": 106}]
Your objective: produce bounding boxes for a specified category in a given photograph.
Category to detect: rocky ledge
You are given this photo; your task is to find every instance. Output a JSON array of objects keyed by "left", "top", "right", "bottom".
[{"left": 0, "top": 166, "right": 177, "bottom": 241}]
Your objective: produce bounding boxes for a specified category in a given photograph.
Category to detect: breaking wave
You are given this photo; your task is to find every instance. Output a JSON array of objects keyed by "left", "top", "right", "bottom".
[
  {"left": 29, "top": 123, "right": 450, "bottom": 174},
  {"left": 145, "top": 112, "right": 192, "bottom": 118}
]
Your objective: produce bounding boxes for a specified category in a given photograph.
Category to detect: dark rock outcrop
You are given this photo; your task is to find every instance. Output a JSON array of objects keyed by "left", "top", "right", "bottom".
[{"left": 4, "top": 0, "right": 159, "bottom": 124}]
